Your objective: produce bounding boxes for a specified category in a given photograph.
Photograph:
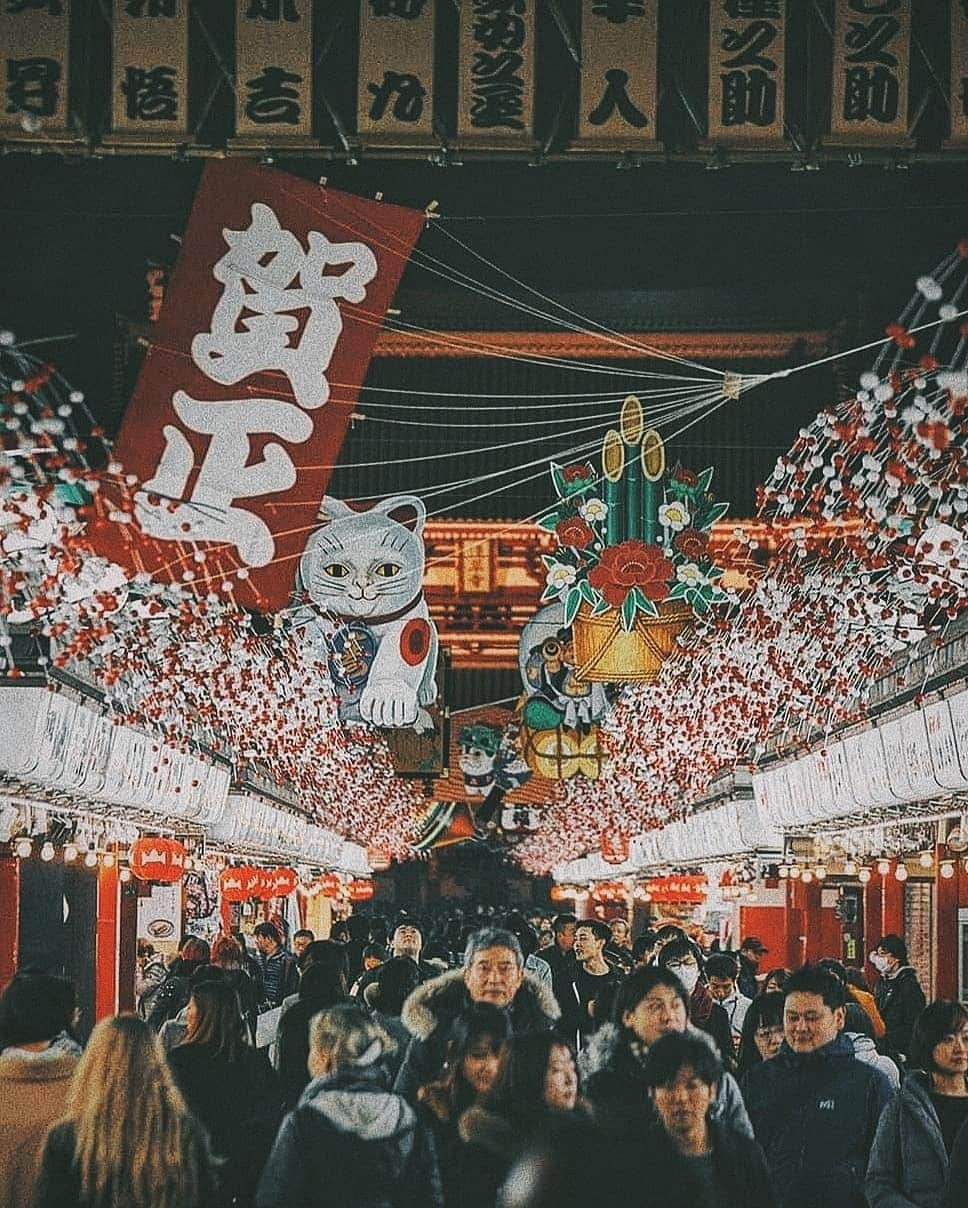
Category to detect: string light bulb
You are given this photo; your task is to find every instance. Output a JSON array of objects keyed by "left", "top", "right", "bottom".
[
  {"left": 858, "top": 867, "right": 872, "bottom": 884},
  {"left": 895, "top": 864, "right": 909, "bottom": 882},
  {"left": 918, "top": 851, "right": 934, "bottom": 869},
  {"left": 84, "top": 847, "right": 98, "bottom": 868},
  {"left": 843, "top": 859, "right": 857, "bottom": 877},
  {"left": 14, "top": 837, "right": 32, "bottom": 858},
  {"left": 788, "top": 863, "right": 801, "bottom": 879},
  {"left": 101, "top": 851, "right": 116, "bottom": 868},
  {"left": 877, "top": 857, "right": 891, "bottom": 876},
  {"left": 801, "top": 869, "right": 814, "bottom": 884},
  {"left": 40, "top": 841, "right": 55, "bottom": 862},
  {"left": 63, "top": 842, "right": 78, "bottom": 862},
  {"left": 940, "top": 860, "right": 956, "bottom": 879},
  {"left": 814, "top": 864, "right": 827, "bottom": 880},
  {"left": 119, "top": 867, "right": 132, "bottom": 883}
]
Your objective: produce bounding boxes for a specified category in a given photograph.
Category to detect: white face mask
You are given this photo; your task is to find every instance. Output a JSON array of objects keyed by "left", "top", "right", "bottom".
[
  {"left": 869, "top": 952, "right": 889, "bottom": 974},
  {"left": 670, "top": 965, "right": 700, "bottom": 993}
]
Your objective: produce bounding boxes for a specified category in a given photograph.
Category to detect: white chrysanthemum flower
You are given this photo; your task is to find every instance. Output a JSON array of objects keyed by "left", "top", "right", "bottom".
[
  {"left": 659, "top": 501, "right": 690, "bottom": 532},
  {"left": 675, "top": 562, "right": 706, "bottom": 588},
  {"left": 579, "top": 497, "right": 608, "bottom": 522},
  {"left": 546, "top": 562, "right": 577, "bottom": 591}
]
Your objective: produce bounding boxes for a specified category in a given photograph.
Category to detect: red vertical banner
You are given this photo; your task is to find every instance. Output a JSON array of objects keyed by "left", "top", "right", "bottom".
[
  {"left": 95, "top": 863, "right": 120, "bottom": 1021},
  {"left": 0, "top": 857, "right": 19, "bottom": 986},
  {"left": 92, "top": 162, "right": 425, "bottom": 611}
]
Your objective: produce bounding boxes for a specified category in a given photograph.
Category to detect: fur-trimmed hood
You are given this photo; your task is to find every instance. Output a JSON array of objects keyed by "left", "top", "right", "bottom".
[
  {"left": 400, "top": 968, "right": 560, "bottom": 1042},
  {"left": 458, "top": 1105, "right": 517, "bottom": 1157}
]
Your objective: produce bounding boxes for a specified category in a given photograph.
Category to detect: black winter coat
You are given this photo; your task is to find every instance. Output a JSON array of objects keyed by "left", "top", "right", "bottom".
[
  {"left": 167, "top": 1040, "right": 283, "bottom": 1207},
  {"left": 874, "top": 967, "right": 927, "bottom": 1060},
  {"left": 33, "top": 1118, "right": 218, "bottom": 1208},
  {"left": 943, "top": 1115, "right": 968, "bottom": 1208},
  {"left": 392, "top": 969, "right": 560, "bottom": 1101},
  {"left": 255, "top": 1065, "right": 443, "bottom": 1208},
  {"left": 742, "top": 1032, "right": 896, "bottom": 1208},
  {"left": 622, "top": 1119, "right": 778, "bottom": 1208}
]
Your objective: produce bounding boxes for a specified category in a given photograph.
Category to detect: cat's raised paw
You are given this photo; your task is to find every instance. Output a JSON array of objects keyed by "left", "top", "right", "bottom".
[{"left": 360, "top": 680, "right": 420, "bottom": 728}]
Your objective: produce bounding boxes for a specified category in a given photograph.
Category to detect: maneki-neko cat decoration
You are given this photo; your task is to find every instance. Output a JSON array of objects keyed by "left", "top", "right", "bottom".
[
  {"left": 293, "top": 493, "right": 440, "bottom": 734},
  {"left": 538, "top": 395, "right": 731, "bottom": 683}
]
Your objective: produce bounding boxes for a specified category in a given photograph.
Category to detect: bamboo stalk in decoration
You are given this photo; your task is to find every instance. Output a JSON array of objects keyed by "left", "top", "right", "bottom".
[
  {"left": 601, "top": 429, "right": 625, "bottom": 545},
  {"left": 619, "top": 395, "right": 644, "bottom": 540},
  {"left": 640, "top": 428, "right": 665, "bottom": 544}
]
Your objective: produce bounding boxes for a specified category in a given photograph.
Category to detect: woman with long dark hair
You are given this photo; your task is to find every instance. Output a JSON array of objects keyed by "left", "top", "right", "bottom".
[
  {"left": 417, "top": 1004, "right": 511, "bottom": 1208},
  {"left": 167, "top": 980, "right": 281, "bottom": 1207},
  {"left": 459, "top": 1032, "right": 583, "bottom": 1208},
  {"left": 34, "top": 1015, "right": 217, "bottom": 1208}
]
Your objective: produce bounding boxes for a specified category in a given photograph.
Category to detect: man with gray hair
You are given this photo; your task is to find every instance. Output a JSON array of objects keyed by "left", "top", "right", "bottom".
[{"left": 392, "top": 926, "right": 560, "bottom": 1101}]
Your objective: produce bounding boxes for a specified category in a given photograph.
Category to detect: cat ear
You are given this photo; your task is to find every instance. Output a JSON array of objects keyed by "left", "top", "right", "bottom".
[
  {"left": 317, "top": 496, "right": 356, "bottom": 523},
  {"left": 372, "top": 494, "right": 426, "bottom": 536}
]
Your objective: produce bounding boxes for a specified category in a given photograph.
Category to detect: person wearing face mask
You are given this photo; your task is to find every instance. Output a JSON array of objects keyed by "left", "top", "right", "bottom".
[
  {"left": 658, "top": 937, "right": 735, "bottom": 1066},
  {"left": 866, "top": 1000, "right": 968, "bottom": 1208},
  {"left": 579, "top": 965, "right": 752, "bottom": 1148},
  {"left": 871, "top": 935, "right": 927, "bottom": 1063}
]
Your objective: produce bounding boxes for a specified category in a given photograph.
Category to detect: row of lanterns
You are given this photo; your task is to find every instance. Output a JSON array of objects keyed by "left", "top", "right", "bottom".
[{"left": 10, "top": 834, "right": 376, "bottom": 901}]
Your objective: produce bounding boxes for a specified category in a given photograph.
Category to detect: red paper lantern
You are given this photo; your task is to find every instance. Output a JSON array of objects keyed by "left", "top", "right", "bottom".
[
  {"left": 238, "top": 866, "right": 268, "bottom": 899},
  {"left": 319, "top": 873, "right": 342, "bottom": 899},
  {"left": 600, "top": 828, "right": 630, "bottom": 865},
  {"left": 645, "top": 874, "right": 708, "bottom": 905},
  {"left": 348, "top": 878, "right": 375, "bottom": 902},
  {"left": 130, "top": 837, "right": 187, "bottom": 883},
  {"left": 366, "top": 845, "right": 393, "bottom": 872},
  {"left": 219, "top": 866, "right": 248, "bottom": 902}
]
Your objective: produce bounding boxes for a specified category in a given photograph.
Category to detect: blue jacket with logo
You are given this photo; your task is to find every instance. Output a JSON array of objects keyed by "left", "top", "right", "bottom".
[{"left": 742, "top": 1032, "right": 895, "bottom": 1208}]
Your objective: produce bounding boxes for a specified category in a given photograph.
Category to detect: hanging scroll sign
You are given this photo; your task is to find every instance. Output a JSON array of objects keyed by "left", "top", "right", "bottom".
[
  {"left": 358, "top": 0, "right": 436, "bottom": 148},
  {"left": 0, "top": 0, "right": 72, "bottom": 143},
  {"left": 89, "top": 161, "right": 425, "bottom": 611},
  {"left": 827, "top": 0, "right": 913, "bottom": 147},
  {"left": 105, "top": 0, "right": 191, "bottom": 148},
  {"left": 230, "top": 0, "right": 314, "bottom": 149},
  {"left": 457, "top": 0, "right": 536, "bottom": 149},
  {"left": 575, "top": 0, "right": 660, "bottom": 153},
  {"left": 705, "top": 0, "right": 787, "bottom": 149}
]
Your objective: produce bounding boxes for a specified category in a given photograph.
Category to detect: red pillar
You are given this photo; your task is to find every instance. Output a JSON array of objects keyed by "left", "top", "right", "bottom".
[
  {"left": 864, "top": 876, "right": 884, "bottom": 985},
  {"left": 936, "top": 845, "right": 961, "bottom": 1000},
  {"left": 95, "top": 863, "right": 120, "bottom": 1021},
  {"left": 0, "top": 857, "right": 19, "bottom": 985},
  {"left": 881, "top": 868, "right": 904, "bottom": 939},
  {"left": 786, "top": 878, "right": 808, "bottom": 970}
]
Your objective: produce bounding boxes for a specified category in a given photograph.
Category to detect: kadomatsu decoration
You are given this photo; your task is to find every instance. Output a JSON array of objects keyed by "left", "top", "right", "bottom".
[{"left": 539, "top": 395, "right": 730, "bottom": 683}]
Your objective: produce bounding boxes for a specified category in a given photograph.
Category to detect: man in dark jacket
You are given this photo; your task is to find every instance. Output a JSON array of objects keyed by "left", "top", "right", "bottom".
[
  {"left": 742, "top": 963, "right": 895, "bottom": 1208},
  {"left": 737, "top": 935, "right": 768, "bottom": 1000},
  {"left": 254, "top": 923, "right": 299, "bottom": 1010},
  {"left": 871, "top": 934, "right": 926, "bottom": 1061},
  {"left": 557, "top": 919, "right": 623, "bottom": 1050},
  {"left": 393, "top": 926, "right": 560, "bottom": 1101}
]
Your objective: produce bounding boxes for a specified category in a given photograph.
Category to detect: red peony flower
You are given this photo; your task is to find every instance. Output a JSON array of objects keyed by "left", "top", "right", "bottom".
[
  {"left": 563, "top": 462, "right": 595, "bottom": 482},
  {"left": 673, "top": 528, "right": 709, "bottom": 560},
  {"left": 588, "top": 540, "right": 673, "bottom": 607},
  {"left": 556, "top": 516, "right": 595, "bottom": 549},
  {"left": 673, "top": 467, "right": 698, "bottom": 486}
]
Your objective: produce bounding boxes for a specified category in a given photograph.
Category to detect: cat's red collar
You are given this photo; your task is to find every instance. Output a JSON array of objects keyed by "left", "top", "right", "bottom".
[{"left": 328, "top": 591, "right": 425, "bottom": 627}]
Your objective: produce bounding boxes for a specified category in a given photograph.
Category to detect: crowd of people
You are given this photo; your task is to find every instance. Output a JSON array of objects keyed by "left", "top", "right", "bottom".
[{"left": 1, "top": 906, "right": 965, "bottom": 1208}]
